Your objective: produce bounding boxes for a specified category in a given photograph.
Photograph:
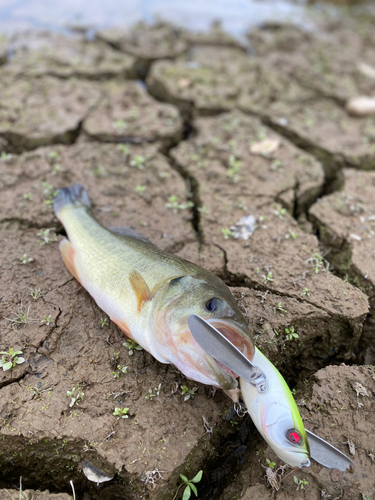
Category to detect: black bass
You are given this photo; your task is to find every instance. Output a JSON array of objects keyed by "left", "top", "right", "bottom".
[{"left": 53, "top": 184, "right": 254, "bottom": 397}]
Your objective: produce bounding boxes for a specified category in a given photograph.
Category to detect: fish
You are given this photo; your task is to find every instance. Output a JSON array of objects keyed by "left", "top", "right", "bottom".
[
  {"left": 53, "top": 184, "right": 255, "bottom": 397},
  {"left": 240, "top": 348, "right": 310, "bottom": 468}
]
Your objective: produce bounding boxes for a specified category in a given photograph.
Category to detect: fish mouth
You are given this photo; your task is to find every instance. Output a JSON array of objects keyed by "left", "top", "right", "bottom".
[{"left": 205, "top": 320, "right": 255, "bottom": 389}]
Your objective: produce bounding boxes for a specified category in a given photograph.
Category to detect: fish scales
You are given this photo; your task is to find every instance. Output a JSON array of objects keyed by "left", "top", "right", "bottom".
[{"left": 54, "top": 184, "right": 255, "bottom": 393}]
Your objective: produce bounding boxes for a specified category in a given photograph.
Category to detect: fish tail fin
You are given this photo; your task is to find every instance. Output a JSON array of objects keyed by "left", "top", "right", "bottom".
[{"left": 53, "top": 184, "right": 91, "bottom": 217}]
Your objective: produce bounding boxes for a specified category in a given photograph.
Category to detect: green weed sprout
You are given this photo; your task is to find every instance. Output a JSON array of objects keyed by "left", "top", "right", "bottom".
[
  {"left": 123, "top": 339, "right": 143, "bottom": 355},
  {"left": 0, "top": 349, "right": 25, "bottom": 371},
  {"left": 293, "top": 476, "right": 308, "bottom": 490},
  {"left": 67, "top": 388, "right": 84, "bottom": 407},
  {"left": 173, "top": 470, "right": 203, "bottom": 500},
  {"left": 181, "top": 385, "right": 198, "bottom": 402},
  {"left": 113, "top": 407, "right": 130, "bottom": 419}
]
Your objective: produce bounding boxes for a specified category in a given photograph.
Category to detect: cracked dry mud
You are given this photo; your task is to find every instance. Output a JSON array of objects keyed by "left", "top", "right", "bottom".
[
  {"left": 0, "top": 14, "right": 375, "bottom": 500},
  {"left": 0, "top": 74, "right": 183, "bottom": 153},
  {"left": 7, "top": 32, "right": 137, "bottom": 80}
]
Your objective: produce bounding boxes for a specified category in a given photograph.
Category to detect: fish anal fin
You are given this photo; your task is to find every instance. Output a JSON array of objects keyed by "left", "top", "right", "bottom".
[
  {"left": 129, "top": 270, "right": 151, "bottom": 311},
  {"left": 111, "top": 318, "right": 134, "bottom": 340},
  {"left": 60, "top": 239, "right": 81, "bottom": 285}
]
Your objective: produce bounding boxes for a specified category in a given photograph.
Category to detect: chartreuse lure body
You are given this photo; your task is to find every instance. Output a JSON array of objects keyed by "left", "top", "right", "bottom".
[{"left": 240, "top": 348, "right": 310, "bottom": 468}]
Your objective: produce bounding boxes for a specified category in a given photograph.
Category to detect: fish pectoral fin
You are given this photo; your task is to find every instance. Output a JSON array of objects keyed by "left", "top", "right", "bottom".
[
  {"left": 60, "top": 239, "right": 81, "bottom": 284},
  {"left": 111, "top": 318, "right": 134, "bottom": 340},
  {"left": 129, "top": 270, "right": 152, "bottom": 311}
]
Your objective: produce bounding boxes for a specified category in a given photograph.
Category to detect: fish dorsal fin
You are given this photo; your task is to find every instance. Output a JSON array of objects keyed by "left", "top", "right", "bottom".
[
  {"left": 108, "top": 226, "right": 154, "bottom": 245},
  {"left": 129, "top": 270, "right": 152, "bottom": 311}
]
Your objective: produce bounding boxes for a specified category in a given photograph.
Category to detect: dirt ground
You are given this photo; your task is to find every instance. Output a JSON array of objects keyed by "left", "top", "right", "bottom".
[{"left": 1, "top": 7, "right": 375, "bottom": 500}]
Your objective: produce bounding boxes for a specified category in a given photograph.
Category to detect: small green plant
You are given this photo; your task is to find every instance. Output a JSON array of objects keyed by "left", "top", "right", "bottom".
[
  {"left": 36, "top": 228, "right": 57, "bottom": 245},
  {"left": 20, "top": 254, "right": 34, "bottom": 264},
  {"left": 118, "top": 144, "right": 130, "bottom": 155},
  {"left": 181, "top": 385, "right": 198, "bottom": 402},
  {"left": 29, "top": 288, "right": 42, "bottom": 300},
  {"left": 285, "top": 326, "right": 299, "bottom": 341},
  {"left": 197, "top": 205, "right": 208, "bottom": 215},
  {"left": 6, "top": 304, "right": 35, "bottom": 328},
  {"left": 41, "top": 315, "right": 52, "bottom": 325},
  {"left": 23, "top": 192, "right": 33, "bottom": 201},
  {"left": 0, "top": 348, "right": 25, "bottom": 371},
  {"left": 285, "top": 229, "right": 297, "bottom": 240},
  {"left": 274, "top": 302, "right": 287, "bottom": 316},
  {"left": 274, "top": 207, "right": 286, "bottom": 218},
  {"left": 113, "top": 407, "right": 130, "bottom": 419},
  {"left": 130, "top": 155, "right": 146, "bottom": 169},
  {"left": 221, "top": 227, "right": 234, "bottom": 240},
  {"left": 52, "top": 164, "right": 60, "bottom": 175},
  {"left": 67, "top": 388, "right": 84, "bottom": 407},
  {"left": 123, "top": 339, "right": 143, "bottom": 355},
  {"left": 293, "top": 476, "right": 308, "bottom": 490},
  {"left": 173, "top": 470, "right": 203, "bottom": 500},
  {"left": 42, "top": 181, "right": 58, "bottom": 205},
  {"left": 145, "top": 383, "right": 161, "bottom": 400},
  {"left": 226, "top": 155, "right": 242, "bottom": 183},
  {"left": 165, "top": 195, "right": 194, "bottom": 213},
  {"left": 49, "top": 151, "right": 59, "bottom": 160},
  {"left": 113, "top": 364, "right": 128, "bottom": 378},
  {"left": 135, "top": 184, "right": 147, "bottom": 196},
  {"left": 91, "top": 165, "right": 107, "bottom": 177},
  {"left": 1, "top": 151, "right": 12, "bottom": 160},
  {"left": 262, "top": 271, "right": 274, "bottom": 284},
  {"left": 112, "top": 118, "right": 128, "bottom": 130},
  {"left": 100, "top": 317, "right": 108, "bottom": 328},
  {"left": 301, "top": 288, "right": 311, "bottom": 297},
  {"left": 270, "top": 159, "right": 283, "bottom": 171},
  {"left": 306, "top": 252, "right": 328, "bottom": 274},
  {"left": 265, "top": 458, "right": 276, "bottom": 469}
]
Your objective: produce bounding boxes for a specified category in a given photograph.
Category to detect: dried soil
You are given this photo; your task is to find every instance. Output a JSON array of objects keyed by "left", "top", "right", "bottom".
[
  {"left": 0, "top": 75, "right": 101, "bottom": 153},
  {"left": 81, "top": 80, "right": 183, "bottom": 148},
  {"left": 170, "top": 110, "right": 325, "bottom": 215},
  {"left": 248, "top": 22, "right": 375, "bottom": 102},
  {"left": 147, "top": 47, "right": 253, "bottom": 117},
  {"left": 309, "top": 169, "right": 375, "bottom": 365},
  {"left": 6, "top": 32, "right": 137, "bottom": 79},
  {"left": 96, "top": 21, "right": 188, "bottom": 76},
  {"left": 0, "top": 17, "right": 375, "bottom": 500}
]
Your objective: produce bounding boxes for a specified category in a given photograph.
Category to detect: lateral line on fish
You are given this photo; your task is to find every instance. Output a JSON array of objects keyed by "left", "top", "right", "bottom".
[{"left": 129, "top": 270, "right": 152, "bottom": 312}]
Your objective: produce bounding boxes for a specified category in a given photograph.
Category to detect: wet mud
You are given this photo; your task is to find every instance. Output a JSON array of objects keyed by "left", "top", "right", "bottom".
[{"left": 1, "top": 8, "right": 375, "bottom": 500}]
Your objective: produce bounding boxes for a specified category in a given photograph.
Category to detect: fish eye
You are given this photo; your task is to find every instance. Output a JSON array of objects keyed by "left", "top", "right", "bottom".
[
  {"left": 205, "top": 298, "right": 219, "bottom": 312},
  {"left": 287, "top": 429, "right": 303, "bottom": 446}
]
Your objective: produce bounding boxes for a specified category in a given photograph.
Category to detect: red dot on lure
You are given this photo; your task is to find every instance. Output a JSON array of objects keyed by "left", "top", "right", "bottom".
[{"left": 287, "top": 430, "right": 301, "bottom": 444}]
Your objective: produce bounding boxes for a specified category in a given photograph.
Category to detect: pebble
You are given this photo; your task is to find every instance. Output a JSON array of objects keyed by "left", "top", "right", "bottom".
[{"left": 346, "top": 96, "right": 375, "bottom": 117}]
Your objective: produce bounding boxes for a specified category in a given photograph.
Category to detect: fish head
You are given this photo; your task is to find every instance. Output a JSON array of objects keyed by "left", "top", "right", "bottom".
[
  {"left": 240, "top": 348, "right": 310, "bottom": 468},
  {"left": 151, "top": 272, "right": 254, "bottom": 390}
]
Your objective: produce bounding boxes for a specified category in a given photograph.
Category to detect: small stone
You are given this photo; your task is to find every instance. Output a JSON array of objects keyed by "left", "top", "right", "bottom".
[
  {"left": 351, "top": 381, "right": 369, "bottom": 397},
  {"left": 230, "top": 215, "right": 257, "bottom": 240},
  {"left": 250, "top": 138, "right": 280, "bottom": 156},
  {"left": 357, "top": 62, "right": 375, "bottom": 80},
  {"left": 346, "top": 96, "right": 375, "bottom": 117}
]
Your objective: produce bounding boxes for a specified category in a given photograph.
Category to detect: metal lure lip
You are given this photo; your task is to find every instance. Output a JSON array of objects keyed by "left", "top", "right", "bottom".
[
  {"left": 188, "top": 314, "right": 268, "bottom": 393},
  {"left": 188, "top": 314, "right": 355, "bottom": 472}
]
